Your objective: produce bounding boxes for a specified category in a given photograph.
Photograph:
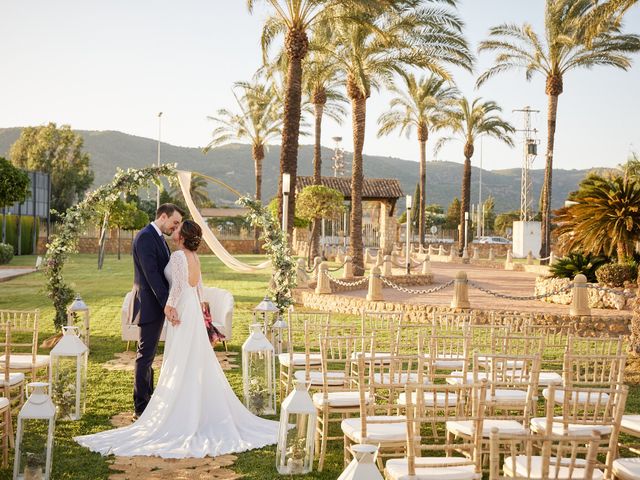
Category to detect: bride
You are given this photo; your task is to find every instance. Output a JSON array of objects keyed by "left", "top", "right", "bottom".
[{"left": 75, "top": 220, "right": 280, "bottom": 458}]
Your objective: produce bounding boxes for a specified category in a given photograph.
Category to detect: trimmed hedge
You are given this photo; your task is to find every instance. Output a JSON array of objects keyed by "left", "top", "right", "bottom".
[
  {"left": 0, "top": 243, "right": 13, "bottom": 264},
  {"left": 0, "top": 214, "right": 39, "bottom": 255},
  {"left": 596, "top": 262, "right": 638, "bottom": 287}
]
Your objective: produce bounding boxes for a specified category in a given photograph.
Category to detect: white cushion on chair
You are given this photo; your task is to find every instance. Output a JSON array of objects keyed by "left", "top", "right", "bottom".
[
  {"left": 0, "top": 354, "right": 49, "bottom": 369},
  {"left": 613, "top": 458, "right": 640, "bottom": 480},
  {"left": 341, "top": 416, "right": 407, "bottom": 443},
  {"left": 538, "top": 371, "right": 563, "bottom": 385},
  {"left": 542, "top": 388, "right": 610, "bottom": 404},
  {"left": 294, "top": 370, "right": 345, "bottom": 386},
  {"left": 2, "top": 372, "right": 25, "bottom": 387},
  {"left": 424, "top": 354, "right": 466, "bottom": 370},
  {"left": 278, "top": 353, "right": 321, "bottom": 367},
  {"left": 503, "top": 455, "right": 604, "bottom": 479},
  {"left": 351, "top": 351, "right": 393, "bottom": 363},
  {"left": 477, "top": 356, "right": 525, "bottom": 369},
  {"left": 313, "top": 391, "right": 370, "bottom": 408},
  {"left": 621, "top": 415, "right": 640, "bottom": 435},
  {"left": 447, "top": 419, "right": 527, "bottom": 438},
  {"left": 530, "top": 416, "right": 613, "bottom": 436},
  {"left": 446, "top": 371, "right": 489, "bottom": 385},
  {"left": 373, "top": 372, "right": 430, "bottom": 385},
  {"left": 0, "top": 398, "right": 9, "bottom": 410},
  {"left": 486, "top": 389, "right": 528, "bottom": 404},
  {"left": 398, "top": 391, "right": 458, "bottom": 407},
  {"left": 385, "top": 457, "right": 481, "bottom": 480}
]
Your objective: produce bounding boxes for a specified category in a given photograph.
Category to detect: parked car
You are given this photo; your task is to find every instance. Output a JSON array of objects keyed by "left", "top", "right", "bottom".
[{"left": 477, "top": 236, "right": 512, "bottom": 245}]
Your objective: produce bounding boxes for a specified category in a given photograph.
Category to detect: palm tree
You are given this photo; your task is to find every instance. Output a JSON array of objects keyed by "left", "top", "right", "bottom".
[
  {"left": 247, "top": 0, "right": 370, "bottom": 237},
  {"left": 169, "top": 175, "right": 212, "bottom": 208},
  {"left": 327, "top": 3, "right": 472, "bottom": 275},
  {"left": 579, "top": 0, "right": 638, "bottom": 42},
  {"left": 205, "top": 79, "right": 281, "bottom": 204},
  {"left": 205, "top": 79, "right": 281, "bottom": 252},
  {"left": 377, "top": 73, "right": 458, "bottom": 246},
  {"left": 554, "top": 172, "right": 640, "bottom": 262},
  {"left": 477, "top": 0, "right": 640, "bottom": 262},
  {"left": 435, "top": 97, "right": 514, "bottom": 254}
]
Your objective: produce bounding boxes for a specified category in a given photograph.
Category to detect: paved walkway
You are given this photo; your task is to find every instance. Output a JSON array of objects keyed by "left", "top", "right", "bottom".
[
  {"left": 342, "top": 261, "right": 630, "bottom": 318},
  {"left": 0, "top": 268, "right": 36, "bottom": 282}
]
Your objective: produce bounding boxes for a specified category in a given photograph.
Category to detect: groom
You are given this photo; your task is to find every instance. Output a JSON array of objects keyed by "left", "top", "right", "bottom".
[{"left": 131, "top": 203, "right": 184, "bottom": 418}]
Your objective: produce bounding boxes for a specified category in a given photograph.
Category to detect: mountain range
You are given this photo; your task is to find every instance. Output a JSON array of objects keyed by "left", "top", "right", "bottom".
[{"left": 0, "top": 127, "right": 598, "bottom": 212}]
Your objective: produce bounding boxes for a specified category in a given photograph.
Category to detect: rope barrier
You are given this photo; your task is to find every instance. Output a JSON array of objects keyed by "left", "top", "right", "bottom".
[
  {"left": 328, "top": 260, "right": 347, "bottom": 272},
  {"left": 467, "top": 281, "right": 574, "bottom": 301},
  {"left": 323, "top": 271, "right": 369, "bottom": 287},
  {"left": 379, "top": 277, "right": 455, "bottom": 295}
]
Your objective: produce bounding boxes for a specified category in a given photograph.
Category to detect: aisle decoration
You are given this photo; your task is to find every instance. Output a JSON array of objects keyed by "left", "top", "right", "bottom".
[
  {"left": 242, "top": 324, "right": 276, "bottom": 416},
  {"left": 49, "top": 326, "right": 88, "bottom": 421},
  {"left": 44, "top": 164, "right": 177, "bottom": 329}
]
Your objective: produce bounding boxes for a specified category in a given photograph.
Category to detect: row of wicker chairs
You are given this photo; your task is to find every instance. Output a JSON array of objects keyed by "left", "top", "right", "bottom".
[
  {"left": 0, "top": 309, "right": 48, "bottom": 467},
  {"left": 278, "top": 309, "right": 639, "bottom": 479}
]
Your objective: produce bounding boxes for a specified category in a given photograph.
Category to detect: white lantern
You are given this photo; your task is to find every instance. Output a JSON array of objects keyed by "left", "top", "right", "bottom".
[
  {"left": 271, "top": 316, "right": 288, "bottom": 356},
  {"left": 49, "top": 326, "right": 88, "bottom": 420},
  {"left": 242, "top": 324, "right": 276, "bottom": 415},
  {"left": 276, "top": 380, "right": 316, "bottom": 475},
  {"left": 337, "top": 444, "right": 384, "bottom": 480},
  {"left": 13, "top": 382, "right": 56, "bottom": 480},
  {"left": 67, "top": 295, "right": 90, "bottom": 349},
  {"left": 253, "top": 296, "right": 279, "bottom": 344}
]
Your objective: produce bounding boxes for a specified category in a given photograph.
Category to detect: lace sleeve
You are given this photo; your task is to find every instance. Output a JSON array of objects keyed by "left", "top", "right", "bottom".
[
  {"left": 197, "top": 273, "right": 204, "bottom": 301},
  {"left": 166, "top": 251, "right": 188, "bottom": 308}
]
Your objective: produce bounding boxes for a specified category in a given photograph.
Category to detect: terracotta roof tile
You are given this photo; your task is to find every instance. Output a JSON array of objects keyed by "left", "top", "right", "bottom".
[{"left": 296, "top": 176, "right": 404, "bottom": 200}]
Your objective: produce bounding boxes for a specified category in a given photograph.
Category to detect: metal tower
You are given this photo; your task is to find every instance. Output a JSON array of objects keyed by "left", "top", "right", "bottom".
[
  {"left": 513, "top": 107, "right": 539, "bottom": 221},
  {"left": 331, "top": 136, "right": 345, "bottom": 177}
]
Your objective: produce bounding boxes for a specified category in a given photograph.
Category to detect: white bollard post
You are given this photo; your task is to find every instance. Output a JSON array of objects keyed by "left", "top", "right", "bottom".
[
  {"left": 343, "top": 255, "right": 354, "bottom": 279},
  {"left": 313, "top": 256, "right": 322, "bottom": 281},
  {"left": 488, "top": 247, "right": 495, "bottom": 261},
  {"left": 569, "top": 274, "right": 591, "bottom": 316},
  {"left": 383, "top": 255, "right": 393, "bottom": 277},
  {"left": 421, "top": 255, "right": 431, "bottom": 275},
  {"left": 315, "top": 262, "right": 332, "bottom": 294},
  {"left": 526, "top": 251, "right": 534, "bottom": 265},
  {"left": 296, "top": 258, "right": 309, "bottom": 288},
  {"left": 366, "top": 266, "right": 383, "bottom": 302},
  {"left": 450, "top": 271, "right": 471, "bottom": 309},
  {"left": 473, "top": 247, "right": 479, "bottom": 260}
]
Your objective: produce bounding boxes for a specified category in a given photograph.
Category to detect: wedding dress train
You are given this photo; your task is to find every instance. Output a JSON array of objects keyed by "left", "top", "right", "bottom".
[{"left": 75, "top": 250, "right": 280, "bottom": 458}]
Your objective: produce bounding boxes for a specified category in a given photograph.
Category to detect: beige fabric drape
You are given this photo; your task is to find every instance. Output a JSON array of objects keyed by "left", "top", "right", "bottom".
[{"left": 176, "top": 170, "right": 271, "bottom": 273}]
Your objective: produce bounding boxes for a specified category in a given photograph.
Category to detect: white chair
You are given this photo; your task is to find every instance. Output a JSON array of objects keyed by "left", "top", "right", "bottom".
[{"left": 121, "top": 287, "right": 233, "bottom": 350}]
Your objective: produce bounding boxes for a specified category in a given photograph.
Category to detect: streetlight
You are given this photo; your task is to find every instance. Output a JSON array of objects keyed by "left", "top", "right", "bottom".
[
  {"left": 464, "top": 211, "right": 469, "bottom": 251},
  {"left": 156, "top": 112, "right": 163, "bottom": 209},
  {"left": 282, "top": 173, "right": 291, "bottom": 235},
  {"left": 405, "top": 195, "right": 412, "bottom": 275}
]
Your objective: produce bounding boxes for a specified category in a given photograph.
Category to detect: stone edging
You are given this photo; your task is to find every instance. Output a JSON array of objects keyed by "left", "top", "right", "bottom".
[
  {"left": 293, "top": 289, "right": 631, "bottom": 337},
  {"left": 534, "top": 276, "right": 633, "bottom": 311}
]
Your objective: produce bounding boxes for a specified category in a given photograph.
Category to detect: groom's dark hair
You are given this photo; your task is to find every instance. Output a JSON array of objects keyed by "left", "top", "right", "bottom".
[{"left": 156, "top": 203, "right": 185, "bottom": 219}]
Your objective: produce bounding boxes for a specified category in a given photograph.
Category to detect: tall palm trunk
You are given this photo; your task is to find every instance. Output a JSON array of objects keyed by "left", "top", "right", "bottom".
[
  {"left": 631, "top": 279, "right": 640, "bottom": 354},
  {"left": 417, "top": 125, "right": 428, "bottom": 246},
  {"left": 278, "top": 28, "right": 308, "bottom": 238},
  {"left": 459, "top": 142, "right": 474, "bottom": 254},
  {"left": 540, "top": 74, "right": 562, "bottom": 263},
  {"left": 252, "top": 143, "right": 265, "bottom": 253},
  {"left": 310, "top": 89, "right": 327, "bottom": 264},
  {"left": 348, "top": 78, "right": 367, "bottom": 276}
]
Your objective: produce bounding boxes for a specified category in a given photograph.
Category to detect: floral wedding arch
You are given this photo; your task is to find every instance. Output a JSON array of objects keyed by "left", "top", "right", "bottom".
[{"left": 44, "top": 164, "right": 295, "bottom": 330}]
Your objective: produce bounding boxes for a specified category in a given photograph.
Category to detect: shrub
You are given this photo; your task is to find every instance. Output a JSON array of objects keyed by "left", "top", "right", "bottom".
[
  {"left": 595, "top": 262, "right": 638, "bottom": 287},
  {"left": 0, "top": 243, "right": 13, "bottom": 264},
  {"left": 549, "top": 252, "right": 608, "bottom": 283}
]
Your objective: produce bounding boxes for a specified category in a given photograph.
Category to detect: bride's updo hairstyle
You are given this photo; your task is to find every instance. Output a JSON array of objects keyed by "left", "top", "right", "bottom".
[{"left": 180, "top": 220, "right": 202, "bottom": 252}]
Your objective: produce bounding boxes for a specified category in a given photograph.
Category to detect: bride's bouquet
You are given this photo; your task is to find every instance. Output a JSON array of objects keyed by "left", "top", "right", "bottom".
[{"left": 202, "top": 302, "right": 225, "bottom": 346}]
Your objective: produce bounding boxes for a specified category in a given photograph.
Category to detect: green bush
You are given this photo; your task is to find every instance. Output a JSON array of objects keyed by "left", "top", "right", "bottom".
[
  {"left": 1, "top": 214, "right": 39, "bottom": 254},
  {"left": 549, "top": 252, "right": 608, "bottom": 283},
  {"left": 595, "top": 262, "right": 638, "bottom": 287},
  {"left": 0, "top": 243, "right": 13, "bottom": 264}
]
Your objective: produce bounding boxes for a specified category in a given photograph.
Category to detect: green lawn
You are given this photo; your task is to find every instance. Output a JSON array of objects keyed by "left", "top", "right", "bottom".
[{"left": 0, "top": 254, "right": 638, "bottom": 479}]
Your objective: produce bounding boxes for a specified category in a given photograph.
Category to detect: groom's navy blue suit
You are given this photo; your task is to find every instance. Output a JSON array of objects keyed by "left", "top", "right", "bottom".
[{"left": 131, "top": 223, "right": 171, "bottom": 415}]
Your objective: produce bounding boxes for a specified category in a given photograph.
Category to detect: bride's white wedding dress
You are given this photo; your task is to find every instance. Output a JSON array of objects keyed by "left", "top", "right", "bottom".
[{"left": 75, "top": 250, "right": 280, "bottom": 458}]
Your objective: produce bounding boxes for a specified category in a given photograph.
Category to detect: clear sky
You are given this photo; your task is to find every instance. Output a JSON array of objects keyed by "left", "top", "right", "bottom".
[{"left": 1, "top": 1, "right": 639, "bottom": 171}]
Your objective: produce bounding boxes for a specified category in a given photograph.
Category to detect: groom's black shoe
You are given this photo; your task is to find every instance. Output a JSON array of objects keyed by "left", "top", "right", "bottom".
[{"left": 132, "top": 412, "right": 140, "bottom": 421}]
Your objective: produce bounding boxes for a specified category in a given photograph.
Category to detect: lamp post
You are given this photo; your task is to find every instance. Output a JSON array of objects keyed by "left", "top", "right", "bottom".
[
  {"left": 464, "top": 211, "right": 469, "bottom": 251},
  {"left": 282, "top": 173, "right": 291, "bottom": 236},
  {"left": 156, "top": 111, "right": 163, "bottom": 209},
  {"left": 405, "top": 195, "right": 412, "bottom": 275}
]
